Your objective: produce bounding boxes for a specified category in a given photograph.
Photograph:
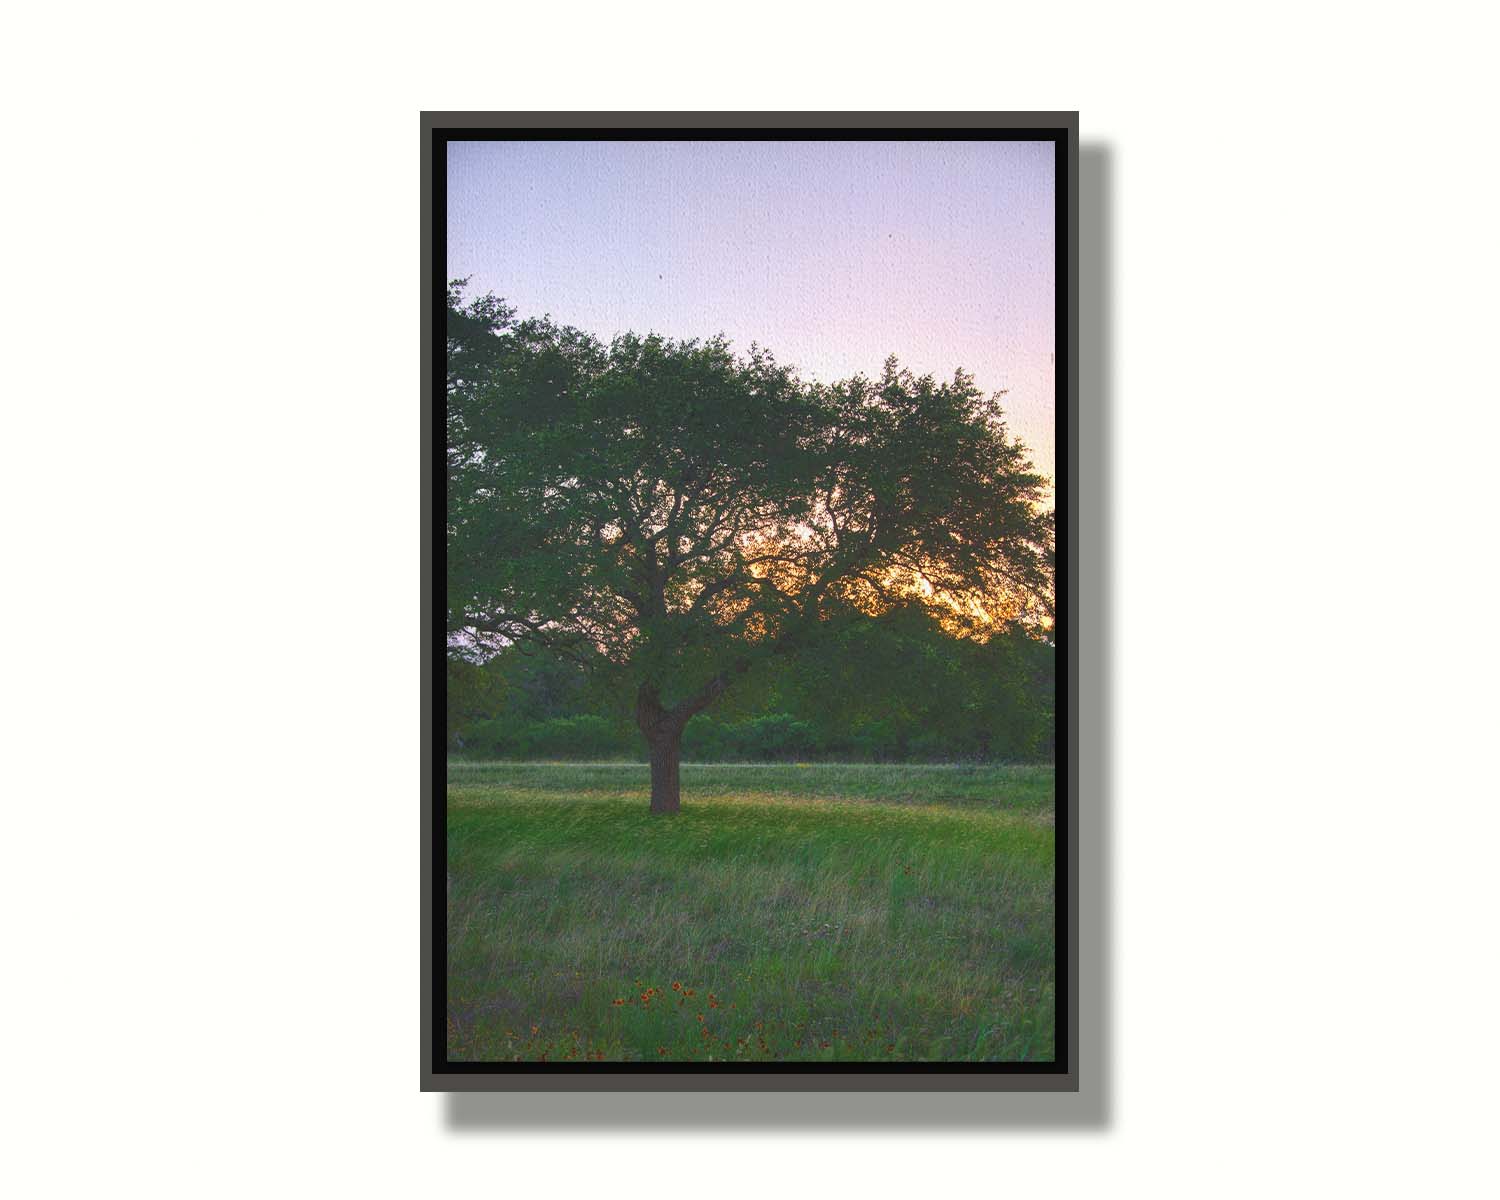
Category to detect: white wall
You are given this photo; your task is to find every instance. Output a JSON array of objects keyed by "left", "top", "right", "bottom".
[{"left": 4, "top": 3, "right": 1496, "bottom": 1197}]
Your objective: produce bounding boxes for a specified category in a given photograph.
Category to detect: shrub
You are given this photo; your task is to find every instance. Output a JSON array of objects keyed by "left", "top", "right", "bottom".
[
  {"left": 731, "top": 714, "right": 819, "bottom": 761},
  {"left": 681, "top": 714, "right": 818, "bottom": 762},
  {"left": 849, "top": 719, "right": 907, "bottom": 762},
  {"left": 518, "top": 715, "right": 631, "bottom": 759},
  {"left": 454, "top": 715, "right": 633, "bottom": 760},
  {"left": 682, "top": 719, "right": 733, "bottom": 761}
]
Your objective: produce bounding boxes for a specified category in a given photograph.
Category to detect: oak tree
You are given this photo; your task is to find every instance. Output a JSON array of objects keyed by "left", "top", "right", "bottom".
[{"left": 446, "top": 284, "right": 1054, "bottom": 812}]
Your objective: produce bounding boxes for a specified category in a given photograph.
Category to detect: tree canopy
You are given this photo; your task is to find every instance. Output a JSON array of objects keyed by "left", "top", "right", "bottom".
[{"left": 446, "top": 282, "right": 1055, "bottom": 810}]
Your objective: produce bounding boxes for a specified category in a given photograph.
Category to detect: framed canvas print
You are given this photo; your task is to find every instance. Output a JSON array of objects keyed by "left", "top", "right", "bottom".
[{"left": 422, "top": 111, "right": 1078, "bottom": 1091}]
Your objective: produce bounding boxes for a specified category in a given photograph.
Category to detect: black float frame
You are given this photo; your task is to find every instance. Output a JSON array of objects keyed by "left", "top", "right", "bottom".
[{"left": 421, "top": 111, "right": 1079, "bottom": 1092}]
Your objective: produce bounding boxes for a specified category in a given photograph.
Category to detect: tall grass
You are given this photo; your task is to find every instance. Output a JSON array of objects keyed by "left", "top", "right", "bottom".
[{"left": 446, "top": 761, "right": 1055, "bottom": 1063}]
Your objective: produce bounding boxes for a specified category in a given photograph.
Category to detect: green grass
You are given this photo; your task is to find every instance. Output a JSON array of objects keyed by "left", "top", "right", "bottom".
[{"left": 446, "top": 761, "right": 1055, "bottom": 1063}]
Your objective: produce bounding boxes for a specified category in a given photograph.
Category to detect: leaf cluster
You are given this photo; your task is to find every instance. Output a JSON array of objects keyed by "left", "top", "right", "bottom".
[{"left": 446, "top": 284, "right": 1054, "bottom": 713}]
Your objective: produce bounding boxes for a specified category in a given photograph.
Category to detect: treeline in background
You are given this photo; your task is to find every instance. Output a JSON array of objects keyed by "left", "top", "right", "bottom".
[{"left": 448, "top": 606, "right": 1054, "bottom": 765}]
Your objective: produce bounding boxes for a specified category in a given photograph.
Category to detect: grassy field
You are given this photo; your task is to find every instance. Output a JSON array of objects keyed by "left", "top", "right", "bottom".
[{"left": 446, "top": 761, "right": 1055, "bottom": 1063}]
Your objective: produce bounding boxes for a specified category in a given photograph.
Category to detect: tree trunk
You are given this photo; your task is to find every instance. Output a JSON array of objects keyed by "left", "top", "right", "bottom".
[
  {"left": 647, "top": 730, "right": 682, "bottom": 815},
  {"left": 637, "top": 682, "right": 684, "bottom": 815},
  {"left": 636, "top": 673, "right": 739, "bottom": 814}
]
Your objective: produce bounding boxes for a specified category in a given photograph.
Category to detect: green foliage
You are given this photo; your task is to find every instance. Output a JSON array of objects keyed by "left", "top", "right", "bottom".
[
  {"left": 446, "top": 761, "right": 1056, "bottom": 1063},
  {"left": 765, "top": 607, "right": 1056, "bottom": 762},
  {"left": 445, "top": 657, "right": 509, "bottom": 744},
  {"left": 682, "top": 714, "right": 820, "bottom": 762},
  {"left": 446, "top": 283, "right": 1055, "bottom": 754},
  {"left": 451, "top": 608, "right": 1054, "bottom": 763},
  {"left": 458, "top": 714, "right": 634, "bottom": 761}
]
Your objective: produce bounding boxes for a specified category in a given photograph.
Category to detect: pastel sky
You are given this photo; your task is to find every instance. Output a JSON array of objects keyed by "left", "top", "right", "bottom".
[{"left": 447, "top": 139, "right": 1056, "bottom": 486}]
